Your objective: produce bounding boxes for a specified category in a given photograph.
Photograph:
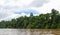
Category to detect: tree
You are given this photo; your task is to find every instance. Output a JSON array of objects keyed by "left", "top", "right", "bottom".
[
  {"left": 30, "top": 13, "right": 33, "bottom": 17},
  {"left": 10, "top": 19, "right": 17, "bottom": 28},
  {"left": 0, "top": 9, "right": 60, "bottom": 29},
  {"left": 51, "top": 9, "right": 59, "bottom": 24}
]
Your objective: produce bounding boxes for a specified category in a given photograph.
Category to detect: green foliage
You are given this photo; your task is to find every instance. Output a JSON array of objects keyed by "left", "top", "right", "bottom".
[{"left": 0, "top": 9, "right": 60, "bottom": 29}]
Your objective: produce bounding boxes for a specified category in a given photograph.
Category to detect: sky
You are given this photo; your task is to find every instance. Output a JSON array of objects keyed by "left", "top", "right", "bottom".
[{"left": 0, "top": 0, "right": 60, "bottom": 21}]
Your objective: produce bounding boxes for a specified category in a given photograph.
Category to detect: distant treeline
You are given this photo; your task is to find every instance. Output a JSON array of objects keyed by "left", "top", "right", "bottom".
[{"left": 0, "top": 9, "right": 60, "bottom": 29}]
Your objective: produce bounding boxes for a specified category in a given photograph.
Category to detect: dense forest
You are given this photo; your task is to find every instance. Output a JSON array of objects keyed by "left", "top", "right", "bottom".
[{"left": 0, "top": 9, "right": 60, "bottom": 29}]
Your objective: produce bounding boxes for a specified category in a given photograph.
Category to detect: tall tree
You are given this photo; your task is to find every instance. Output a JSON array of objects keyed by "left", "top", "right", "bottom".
[{"left": 51, "top": 9, "right": 59, "bottom": 23}]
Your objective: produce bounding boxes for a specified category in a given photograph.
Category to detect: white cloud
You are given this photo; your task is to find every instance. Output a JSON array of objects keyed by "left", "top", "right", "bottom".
[
  {"left": 29, "top": 0, "right": 49, "bottom": 7},
  {"left": 0, "top": 0, "right": 33, "bottom": 6},
  {"left": 0, "top": 0, "right": 60, "bottom": 21},
  {"left": 0, "top": 0, "right": 33, "bottom": 21},
  {"left": 30, "top": 0, "right": 60, "bottom": 14},
  {"left": 0, "top": 14, "right": 20, "bottom": 21}
]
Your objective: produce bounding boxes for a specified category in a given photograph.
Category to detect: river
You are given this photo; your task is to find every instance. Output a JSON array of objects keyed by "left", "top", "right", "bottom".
[{"left": 0, "top": 29, "right": 60, "bottom": 35}]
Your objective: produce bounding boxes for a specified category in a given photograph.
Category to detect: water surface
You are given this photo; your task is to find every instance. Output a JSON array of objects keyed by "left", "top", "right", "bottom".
[{"left": 0, "top": 29, "right": 60, "bottom": 35}]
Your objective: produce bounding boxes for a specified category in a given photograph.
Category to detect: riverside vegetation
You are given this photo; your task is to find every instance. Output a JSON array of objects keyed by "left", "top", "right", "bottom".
[{"left": 0, "top": 9, "right": 60, "bottom": 29}]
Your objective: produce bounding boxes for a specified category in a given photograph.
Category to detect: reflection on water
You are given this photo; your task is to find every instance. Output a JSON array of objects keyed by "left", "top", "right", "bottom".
[{"left": 0, "top": 29, "right": 60, "bottom": 35}]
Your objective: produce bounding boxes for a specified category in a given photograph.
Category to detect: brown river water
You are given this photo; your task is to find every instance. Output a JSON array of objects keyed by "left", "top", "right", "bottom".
[{"left": 0, "top": 29, "right": 60, "bottom": 35}]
